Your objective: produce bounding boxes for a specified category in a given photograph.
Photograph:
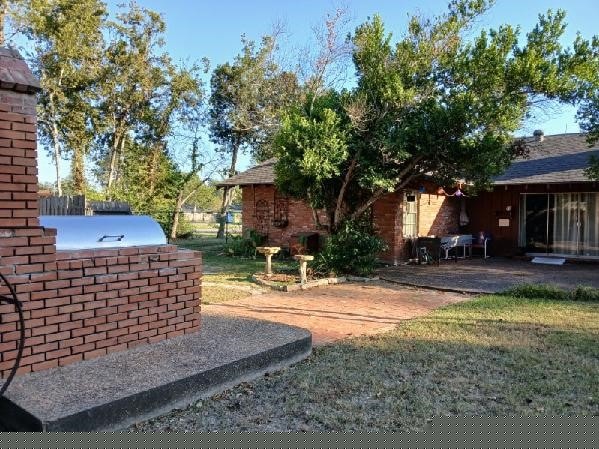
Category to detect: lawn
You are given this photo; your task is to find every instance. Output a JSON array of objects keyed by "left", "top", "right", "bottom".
[
  {"left": 133, "top": 292, "right": 598, "bottom": 431},
  {"left": 173, "top": 237, "right": 295, "bottom": 304}
]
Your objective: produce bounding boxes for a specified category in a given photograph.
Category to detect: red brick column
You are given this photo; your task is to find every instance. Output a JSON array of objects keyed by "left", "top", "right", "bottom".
[
  {"left": 0, "top": 48, "right": 201, "bottom": 377},
  {"left": 0, "top": 48, "right": 40, "bottom": 228}
]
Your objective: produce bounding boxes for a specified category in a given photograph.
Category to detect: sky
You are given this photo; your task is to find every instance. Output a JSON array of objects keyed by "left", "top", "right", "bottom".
[{"left": 34, "top": 0, "right": 598, "bottom": 184}]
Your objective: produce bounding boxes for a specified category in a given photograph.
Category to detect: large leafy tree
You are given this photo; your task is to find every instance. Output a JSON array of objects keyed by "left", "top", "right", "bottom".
[
  {"left": 93, "top": 2, "right": 172, "bottom": 195},
  {"left": 574, "top": 36, "right": 599, "bottom": 144},
  {"left": 275, "top": 1, "right": 594, "bottom": 232},
  {"left": 572, "top": 35, "right": 599, "bottom": 179},
  {"left": 15, "top": 0, "right": 106, "bottom": 196},
  {"left": 110, "top": 60, "right": 207, "bottom": 236},
  {"left": 209, "top": 35, "right": 299, "bottom": 238}
]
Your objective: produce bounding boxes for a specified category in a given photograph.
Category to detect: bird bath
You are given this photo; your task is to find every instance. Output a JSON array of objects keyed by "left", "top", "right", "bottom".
[
  {"left": 256, "top": 246, "right": 281, "bottom": 277},
  {"left": 293, "top": 254, "right": 314, "bottom": 284}
]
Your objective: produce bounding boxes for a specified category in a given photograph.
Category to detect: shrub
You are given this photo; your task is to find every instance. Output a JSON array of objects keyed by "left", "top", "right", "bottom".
[
  {"left": 314, "top": 218, "right": 387, "bottom": 276},
  {"left": 224, "top": 229, "right": 266, "bottom": 258},
  {"left": 174, "top": 215, "right": 196, "bottom": 239},
  {"left": 502, "top": 284, "right": 599, "bottom": 301},
  {"left": 571, "top": 285, "right": 599, "bottom": 301},
  {"left": 502, "top": 284, "right": 569, "bottom": 300}
]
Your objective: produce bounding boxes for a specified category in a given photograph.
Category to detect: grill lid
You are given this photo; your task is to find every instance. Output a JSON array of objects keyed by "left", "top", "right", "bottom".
[{"left": 39, "top": 215, "right": 167, "bottom": 250}]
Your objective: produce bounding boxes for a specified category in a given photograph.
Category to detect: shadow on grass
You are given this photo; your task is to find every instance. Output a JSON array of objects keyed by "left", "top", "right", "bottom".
[{"left": 135, "top": 296, "right": 598, "bottom": 432}]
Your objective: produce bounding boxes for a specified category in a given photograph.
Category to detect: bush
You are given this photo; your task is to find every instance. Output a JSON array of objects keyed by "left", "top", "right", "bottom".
[
  {"left": 571, "top": 285, "right": 599, "bottom": 301},
  {"left": 174, "top": 215, "right": 196, "bottom": 239},
  {"left": 314, "top": 218, "right": 387, "bottom": 276},
  {"left": 502, "top": 284, "right": 599, "bottom": 301},
  {"left": 502, "top": 284, "right": 569, "bottom": 300},
  {"left": 224, "top": 229, "right": 266, "bottom": 258}
]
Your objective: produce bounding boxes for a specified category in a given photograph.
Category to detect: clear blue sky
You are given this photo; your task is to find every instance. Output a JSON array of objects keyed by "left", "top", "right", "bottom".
[{"left": 36, "top": 0, "right": 598, "bottom": 184}]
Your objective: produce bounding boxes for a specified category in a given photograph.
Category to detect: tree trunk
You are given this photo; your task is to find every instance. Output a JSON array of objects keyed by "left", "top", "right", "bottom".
[
  {"left": 171, "top": 182, "right": 199, "bottom": 240},
  {"left": 170, "top": 191, "right": 183, "bottom": 240},
  {"left": 71, "top": 147, "right": 85, "bottom": 195},
  {"left": 216, "top": 187, "right": 231, "bottom": 239},
  {"left": 0, "top": 2, "right": 6, "bottom": 47},
  {"left": 51, "top": 122, "right": 62, "bottom": 196},
  {"left": 107, "top": 132, "right": 121, "bottom": 194},
  {"left": 216, "top": 141, "right": 239, "bottom": 239}
]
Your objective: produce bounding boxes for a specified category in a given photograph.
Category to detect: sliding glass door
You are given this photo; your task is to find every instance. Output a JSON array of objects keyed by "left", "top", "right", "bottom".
[{"left": 520, "top": 193, "right": 599, "bottom": 257}]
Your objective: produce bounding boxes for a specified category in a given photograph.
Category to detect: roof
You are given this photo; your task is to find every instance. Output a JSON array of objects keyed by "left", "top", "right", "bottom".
[
  {"left": 493, "top": 133, "right": 599, "bottom": 185},
  {"left": 215, "top": 134, "right": 599, "bottom": 188},
  {"left": 215, "top": 158, "right": 276, "bottom": 187},
  {"left": 0, "top": 48, "right": 41, "bottom": 93}
]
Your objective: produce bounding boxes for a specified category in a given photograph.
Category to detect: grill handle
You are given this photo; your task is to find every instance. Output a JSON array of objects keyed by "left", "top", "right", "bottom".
[{"left": 99, "top": 234, "right": 125, "bottom": 242}]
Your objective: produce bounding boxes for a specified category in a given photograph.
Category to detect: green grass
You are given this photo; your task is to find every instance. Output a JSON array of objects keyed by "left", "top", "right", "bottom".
[
  {"left": 134, "top": 293, "right": 598, "bottom": 431},
  {"left": 173, "top": 237, "right": 296, "bottom": 303}
]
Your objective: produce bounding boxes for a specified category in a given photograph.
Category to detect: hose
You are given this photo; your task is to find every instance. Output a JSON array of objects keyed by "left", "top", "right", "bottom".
[{"left": 0, "top": 272, "right": 25, "bottom": 397}]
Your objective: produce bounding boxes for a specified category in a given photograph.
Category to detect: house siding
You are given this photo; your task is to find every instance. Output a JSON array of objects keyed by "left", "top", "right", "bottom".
[{"left": 465, "top": 182, "right": 599, "bottom": 256}]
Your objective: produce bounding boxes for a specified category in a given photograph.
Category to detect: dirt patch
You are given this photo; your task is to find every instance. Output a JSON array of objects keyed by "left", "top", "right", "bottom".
[{"left": 255, "top": 273, "right": 298, "bottom": 284}]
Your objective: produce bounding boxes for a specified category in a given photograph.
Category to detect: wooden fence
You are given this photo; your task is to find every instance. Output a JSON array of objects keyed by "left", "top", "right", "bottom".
[{"left": 38, "top": 195, "right": 131, "bottom": 216}]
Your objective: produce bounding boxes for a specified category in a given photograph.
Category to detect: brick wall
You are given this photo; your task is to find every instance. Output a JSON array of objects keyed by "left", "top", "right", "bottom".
[
  {"left": 241, "top": 183, "right": 459, "bottom": 264},
  {"left": 418, "top": 189, "right": 460, "bottom": 237},
  {"left": 372, "top": 192, "right": 405, "bottom": 263},
  {"left": 0, "top": 48, "right": 201, "bottom": 377},
  {"left": 241, "top": 185, "right": 328, "bottom": 249}
]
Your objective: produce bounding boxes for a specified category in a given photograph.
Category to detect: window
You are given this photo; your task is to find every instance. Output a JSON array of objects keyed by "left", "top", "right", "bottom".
[{"left": 403, "top": 191, "right": 419, "bottom": 238}]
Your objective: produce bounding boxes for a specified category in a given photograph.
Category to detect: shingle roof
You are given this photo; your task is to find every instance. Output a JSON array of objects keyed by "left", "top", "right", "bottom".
[
  {"left": 493, "top": 133, "right": 599, "bottom": 185},
  {"left": 215, "top": 134, "right": 599, "bottom": 188},
  {"left": 215, "top": 158, "right": 276, "bottom": 187}
]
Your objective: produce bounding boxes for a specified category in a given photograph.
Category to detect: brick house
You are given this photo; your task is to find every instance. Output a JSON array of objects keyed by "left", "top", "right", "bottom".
[
  {"left": 219, "top": 132, "right": 599, "bottom": 263},
  {"left": 217, "top": 159, "right": 461, "bottom": 264},
  {"left": 465, "top": 132, "right": 599, "bottom": 259}
]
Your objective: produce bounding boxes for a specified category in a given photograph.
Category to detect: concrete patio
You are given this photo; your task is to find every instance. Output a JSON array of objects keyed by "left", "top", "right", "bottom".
[
  {"left": 378, "top": 258, "right": 599, "bottom": 294},
  {"left": 0, "top": 314, "right": 311, "bottom": 431}
]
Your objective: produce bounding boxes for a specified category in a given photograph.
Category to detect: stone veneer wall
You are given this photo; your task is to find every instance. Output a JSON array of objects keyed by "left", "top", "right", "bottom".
[{"left": 0, "top": 48, "right": 201, "bottom": 378}]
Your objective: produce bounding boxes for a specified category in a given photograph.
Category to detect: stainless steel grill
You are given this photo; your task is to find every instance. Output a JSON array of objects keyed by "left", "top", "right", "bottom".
[{"left": 39, "top": 215, "right": 167, "bottom": 250}]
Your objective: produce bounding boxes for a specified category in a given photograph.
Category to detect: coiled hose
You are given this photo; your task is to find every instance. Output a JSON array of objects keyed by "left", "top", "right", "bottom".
[{"left": 0, "top": 272, "right": 25, "bottom": 397}]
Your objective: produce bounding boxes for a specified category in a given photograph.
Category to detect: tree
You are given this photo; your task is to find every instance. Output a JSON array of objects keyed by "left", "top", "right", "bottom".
[
  {"left": 573, "top": 35, "right": 599, "bottom": 143},
  {"left": 109, "top": 62, "right": 208, "bottom": 237},
  {"left": 16, "top": 0, "right": 106, "bottom": 196},
  {"left": 209, "top": 35, "right": 299, "bottom": 238},
  {"left": 274, "top": 1, "right": 593, "bottom": 232},
  {"left": 93, "top": 2, "right": 171, "bottom": 195}
]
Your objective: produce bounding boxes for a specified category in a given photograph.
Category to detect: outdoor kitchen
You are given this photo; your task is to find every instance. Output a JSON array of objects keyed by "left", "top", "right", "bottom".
[{"left": 0, "top": 46, "right": 201, "bottom": 376}]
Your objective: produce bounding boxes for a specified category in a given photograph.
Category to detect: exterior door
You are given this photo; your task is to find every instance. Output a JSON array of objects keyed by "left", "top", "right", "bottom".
[
  {"left": 520, "top": 193, "right": 599, "bottom": 257},
  {"left": 522, "top": 194, "right": 553, "bottom": 253}
]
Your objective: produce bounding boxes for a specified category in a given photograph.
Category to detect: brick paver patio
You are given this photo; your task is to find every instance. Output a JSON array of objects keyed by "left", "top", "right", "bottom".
[{"left": 204, "top": 282, "right": 467, "bottom": 345}]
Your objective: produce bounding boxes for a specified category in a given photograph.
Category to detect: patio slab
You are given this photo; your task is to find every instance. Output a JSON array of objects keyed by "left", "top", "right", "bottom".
[
  {"left": 0, "top": 314, "right": 311, "bottom": 431},
  {"left": 378, "top": 258, "right": 599, "bottom": 294}
]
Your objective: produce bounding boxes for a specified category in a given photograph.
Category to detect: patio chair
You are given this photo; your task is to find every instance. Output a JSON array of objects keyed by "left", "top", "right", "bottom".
[
  {"left": 416, "top": 237, "right": 441, "bottom": 266},
  {"left": 471, "top": 231, "right": 491, "bottom": 258}
]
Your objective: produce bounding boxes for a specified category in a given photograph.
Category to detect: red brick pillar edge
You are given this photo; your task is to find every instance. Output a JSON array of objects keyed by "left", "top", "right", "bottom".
[{"left": 0, "top": 48, "right": 201, "bottom": 377}]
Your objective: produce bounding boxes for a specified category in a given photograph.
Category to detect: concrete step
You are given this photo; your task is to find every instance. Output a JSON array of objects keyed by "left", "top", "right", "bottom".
[{"left": 0, "top": 313, "right": 311, "bottom": 431}]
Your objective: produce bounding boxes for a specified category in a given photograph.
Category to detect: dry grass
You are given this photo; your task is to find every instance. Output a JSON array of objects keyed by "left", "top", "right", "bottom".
[
  {"left": 201, "top": 285, "right": 253, "bottom": 304},
  {"left": 133, "top": 294, "right": 599, "bottom": 431}
]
